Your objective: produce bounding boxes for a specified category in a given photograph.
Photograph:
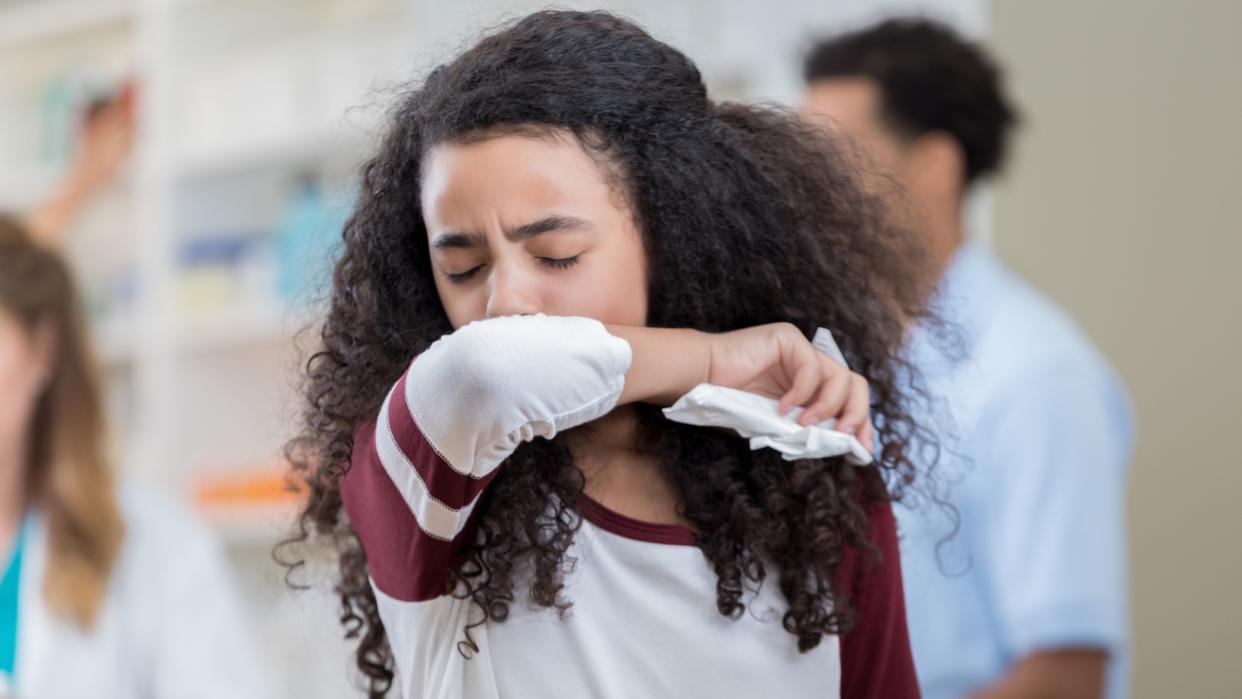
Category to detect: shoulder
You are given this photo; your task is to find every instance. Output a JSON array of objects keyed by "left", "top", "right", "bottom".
[
  {"left": 948, "top": 251, "right": 1131, "bottom": 431},
  {"left": 837, "top": 496, "right": 920, "bottom": 699},
  {"left": 113, "top": 480, "right": 227, "bottom": 581},
  {"left": 989, "top": 268, "right": 1109, "bottom": 372},
  {"left": 837, "top": 496, "right": 899, "bottom": 590}
]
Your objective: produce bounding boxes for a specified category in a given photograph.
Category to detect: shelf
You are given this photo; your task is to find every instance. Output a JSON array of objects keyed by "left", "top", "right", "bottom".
[
  {"left": 201, "top": 500, "right": 301, "bottom": 547},
  {"left": 96, "top": 313, "right": 137, "bottom": 369},
  {"left": 173, "top": 127, "right": 374, "bottom": 182},
  {"left": 95, "top": 303, "right": 299, "bottom": 366},
  {"left": 173, "top": 303, "right": 292, "bottom": 355},
  {"left": 0, "top": 0, "right": 135, "bottom": 49},
  {"left": 195, "top": 459, "right": 302, "bottom": 547}
]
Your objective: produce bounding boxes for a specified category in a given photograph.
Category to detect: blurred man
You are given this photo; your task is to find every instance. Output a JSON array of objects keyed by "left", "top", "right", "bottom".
[{"left": 801, "top": 18, "right": 1134, "bottom": 699}]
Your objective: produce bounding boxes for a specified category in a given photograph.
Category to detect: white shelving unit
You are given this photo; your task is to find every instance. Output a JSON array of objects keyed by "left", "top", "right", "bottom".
[
  {"left": 0, "top": 2, "right": 402, "bottom": 695},
  {"left": 0, "top": 0, "right": 135, "bottom": 48},
  {"left": 0, "top": 0, "right": 984, "bottom": 695}
]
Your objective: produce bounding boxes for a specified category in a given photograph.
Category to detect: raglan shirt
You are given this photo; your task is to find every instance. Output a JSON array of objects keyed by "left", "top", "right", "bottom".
[{"left": 340, "top": 314, "right": 918, "bottom": 699}]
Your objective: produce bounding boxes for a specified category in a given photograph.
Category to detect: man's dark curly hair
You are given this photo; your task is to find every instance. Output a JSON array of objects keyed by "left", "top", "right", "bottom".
[
  {"left": 281, "top": 10, "right": 937, "bottom": 697},
  {"left": 804, "top": 17, "right": 1020, "bottom": 183}
]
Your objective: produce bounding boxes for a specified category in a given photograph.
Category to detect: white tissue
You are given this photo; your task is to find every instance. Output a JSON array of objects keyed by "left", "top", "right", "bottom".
[
  {"left": 661, "top": 328, "right": 873, "bottom": 465},
  {"left": 810, "top": 327, "right": 847, "bottom": 366}
]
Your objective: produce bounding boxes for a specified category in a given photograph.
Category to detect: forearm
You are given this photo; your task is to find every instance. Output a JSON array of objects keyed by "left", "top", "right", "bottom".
[
  {"left": 970, "top": 650, "right": 1107, "bottom": 699},
  {"left": 345, "top": 316, "right": 681, "bottom": 600},
  {"left": 25, "top": 89, "right": 136, "bottom": 248},
  {"left": 23, "top": 174, "right": 91, "bottom": 249},
  {"left": 607, "top": 324, "right": 710, "bottom": 407}
]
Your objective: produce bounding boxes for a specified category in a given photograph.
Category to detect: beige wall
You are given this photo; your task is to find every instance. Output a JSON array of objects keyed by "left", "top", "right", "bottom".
[{"left": 989, "top": 1, "right": 1241, "bottom": 695}]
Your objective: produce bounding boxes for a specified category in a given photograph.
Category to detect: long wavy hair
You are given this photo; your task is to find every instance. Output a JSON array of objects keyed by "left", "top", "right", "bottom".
[
  {"left": 0, "top": 216, "right": 124, "bottom": 629},
  {"left": 282, "top": 11, "right": 936, "bottom": 696}
]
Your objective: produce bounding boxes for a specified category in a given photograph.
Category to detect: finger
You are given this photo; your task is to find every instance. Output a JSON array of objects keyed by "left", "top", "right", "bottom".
[
  {"left": 774, "top": 329, "right": 817, "bottom": 410},
  {"left": 834, "top": 373, "right": 872, "bottom": 435},
  {"left": 778, "top": 355, "right": 822, "bottom": 415},
  {"left": 797, "top": 355, "right": 852, "bottom": 425}
]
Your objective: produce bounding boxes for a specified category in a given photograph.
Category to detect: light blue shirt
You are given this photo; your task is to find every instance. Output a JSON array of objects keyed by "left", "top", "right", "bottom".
[{"left": 898, "top": 241, "right": 1134, "bottom": 699}]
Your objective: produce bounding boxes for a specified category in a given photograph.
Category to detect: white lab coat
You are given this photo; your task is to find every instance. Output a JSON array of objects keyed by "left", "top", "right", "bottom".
[{"left": 4, "top": 483, "right": 272, "bottom": 699}]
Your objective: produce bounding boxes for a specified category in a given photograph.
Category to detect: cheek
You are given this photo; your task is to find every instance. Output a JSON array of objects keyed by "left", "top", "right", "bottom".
[
  {"left": 599, "top": 253, "right": 648, "bottom": 325},
  {"left": 608, "top": 231, "right": 649, "bottom": 324},
  {"left": 551, "top": 239, "right": 647, "bottom": 326},
  {"left": 434, "top": 279, "right": 484, "bottom": 330},
  {"left": 0, "top": 346, "right": 40, "bottom": 435}
]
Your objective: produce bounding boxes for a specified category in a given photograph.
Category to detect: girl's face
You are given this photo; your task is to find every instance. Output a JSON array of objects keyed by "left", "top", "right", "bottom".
[
  {"left": 421, "top": 132, "right": 648, "bottom": 329},
  {"left": 0, "top": 307, "right": 52, "bottom": 457}
]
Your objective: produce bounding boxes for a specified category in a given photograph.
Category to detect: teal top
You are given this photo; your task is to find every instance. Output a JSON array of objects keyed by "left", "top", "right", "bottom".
[{"left": 0, "top": 517, "right": 27, "bottom": 679}]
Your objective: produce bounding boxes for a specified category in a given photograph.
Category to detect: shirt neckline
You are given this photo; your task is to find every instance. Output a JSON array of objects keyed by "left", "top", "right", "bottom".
[{"left": 576, "top": 495, "right": 697, "bottom": 546}]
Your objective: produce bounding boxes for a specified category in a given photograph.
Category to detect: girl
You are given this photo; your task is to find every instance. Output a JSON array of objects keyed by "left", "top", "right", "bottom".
[{"left": 286, "top": 11, "right": 932, "bottom": 699}]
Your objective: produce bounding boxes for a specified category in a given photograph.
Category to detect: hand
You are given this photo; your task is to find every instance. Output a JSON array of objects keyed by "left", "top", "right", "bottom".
[
  {"left": 24, "top": 82, "right": 136, "bottom": 248},
  {"left": 706, "top": 323, "right": 874, "bottom": 447},
  {"left": 67, "top": 82, "right": 137, "bottom": 197}
]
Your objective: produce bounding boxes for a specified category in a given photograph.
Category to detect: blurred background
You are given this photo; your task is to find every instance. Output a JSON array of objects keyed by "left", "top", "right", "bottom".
[{"left": 0, "top": 0, "right": 1235, "bottom": 696}]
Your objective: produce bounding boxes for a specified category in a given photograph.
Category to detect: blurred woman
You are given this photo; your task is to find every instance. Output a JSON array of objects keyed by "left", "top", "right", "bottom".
[{"left": 0, "top": 93, "right": 270, "bottom": 698}]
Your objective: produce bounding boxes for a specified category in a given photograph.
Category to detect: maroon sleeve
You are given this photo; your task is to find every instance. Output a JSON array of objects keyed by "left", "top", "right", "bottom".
[
  {"left": 837, "top": 499, "right": 920, "bottom": 699},
  {"left": 340, "top": 365, "right": 498, "bottom": 603},
  {"left": 340, "top": 418, "right": 470, "bottom": 602}
]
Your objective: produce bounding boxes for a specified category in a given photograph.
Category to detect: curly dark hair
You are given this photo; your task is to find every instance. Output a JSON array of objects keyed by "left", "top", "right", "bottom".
[
  {"left": 804, "top": 17, "right": 1020, "bottom": 183},
  {"left": 281, "top": 10, "right": 937, "bottom": 697}
]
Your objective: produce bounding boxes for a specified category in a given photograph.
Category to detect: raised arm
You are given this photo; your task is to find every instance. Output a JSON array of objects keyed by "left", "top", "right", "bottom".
[{"left": 342, "top": 315, "right": 872, "bottom": 602}]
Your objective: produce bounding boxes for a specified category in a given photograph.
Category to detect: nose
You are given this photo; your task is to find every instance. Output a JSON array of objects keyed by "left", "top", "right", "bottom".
[{"left": 484, "top": 263, "right": 541, "bottom": 318}]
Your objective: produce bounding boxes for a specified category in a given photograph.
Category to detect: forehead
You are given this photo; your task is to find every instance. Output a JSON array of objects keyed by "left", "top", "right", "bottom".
[
  {"left": 420, "top": 132, "right": 614, "bottom": 220},
  {"left": 802, "top": 77, "right": 885, "bottom": 134}
]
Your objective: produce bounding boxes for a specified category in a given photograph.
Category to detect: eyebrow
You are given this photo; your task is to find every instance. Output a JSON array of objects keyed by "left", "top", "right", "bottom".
[{"left": 431, "top": 216, "right": 589, "bottom": 250}]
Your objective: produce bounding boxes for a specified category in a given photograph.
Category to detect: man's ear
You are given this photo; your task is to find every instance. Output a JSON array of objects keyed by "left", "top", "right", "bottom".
[{"left": 904, "top": 130, "right": 966, "bottom": 199}]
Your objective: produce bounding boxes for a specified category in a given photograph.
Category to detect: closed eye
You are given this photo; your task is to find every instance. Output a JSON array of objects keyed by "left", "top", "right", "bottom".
[
  {"left": 445, "top": 265, "right": 484, "bottom": 283},
  {"left": 539, "top": 255, "right": 581, "bottom": 270}
]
